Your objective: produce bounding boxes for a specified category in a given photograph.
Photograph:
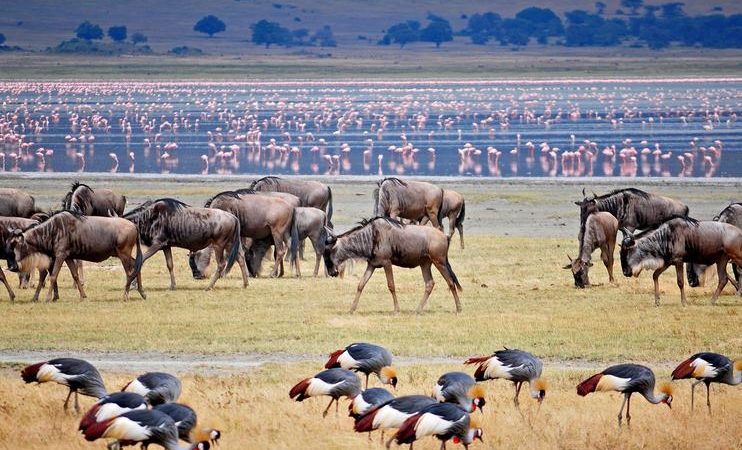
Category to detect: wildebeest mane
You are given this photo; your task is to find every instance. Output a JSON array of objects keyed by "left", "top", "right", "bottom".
[
  {"left": 377, "top": 177, "right": 407, "bottom": 187},
  {"left": 249, "top": 176, "right": 282, "bottom": 189},
  {"left": 204, "top": 191, "right": 240, "bottom": 208},
  {"left": 336, "top": 216, "right": 404, "bottom": 238},
  {"left": 233, "top": 188, "right": 258, "bottom": 196},
  {"left": 592, "top": 188, "right": 650, "bottom": 201},
  {"left": 123, "top": 200, "right": 154, "bottom": 218},
  {"left": 633, "top": 215, "right": 700, "bottom": 239},
  {"left": 21, "top": 209, "right": 85, "bottom": 232}
]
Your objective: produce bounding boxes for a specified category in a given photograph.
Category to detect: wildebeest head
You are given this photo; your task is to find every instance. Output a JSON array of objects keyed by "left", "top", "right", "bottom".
[
  {"left": 188, "top": 247, "right": 212, "bottom": 280},
  {"left": 574, "top": 192, "right": 599, "bottom": 224},
  {"left": 563, "top": 255, "right": 592, "bottom": 288},
  {"left": 619, "top": 227, "right": 652, "bottom": 278},
  {"left": 6, "top": 229, "right": 50, "bottom": 273},
  {"left": 323, "top": 229, "right": 339, "bottom": 277},
  {"left": 686, "top": 263, "right": 704, "bottom": 288}
]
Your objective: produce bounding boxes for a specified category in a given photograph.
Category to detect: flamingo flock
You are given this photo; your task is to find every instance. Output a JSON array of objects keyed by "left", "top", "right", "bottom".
[{"left": 0, "top": 81, "right": 737, "bottom": 177}]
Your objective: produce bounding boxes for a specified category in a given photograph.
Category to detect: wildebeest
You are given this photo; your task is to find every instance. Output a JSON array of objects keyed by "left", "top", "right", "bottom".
[
  {"left": 250, "top": 176, "right": 333, "bottom": 224},
  {"left": 0, "top": 188, "right": 42, "bottom": 218},
  {"left": 687, "top": 202, "right": 742, "bottom": 289},
  {"left": 564, "top": 211, "right": 618, "bottom": 288},
  {"left": 620, "top": 216, "right": 742, "bottom": 305},
  {"left": 0, "top": 217, "right": 47, "bottom": 301},
  {"left": 62, "top": 181, "right": 127, "bottom": 216},
  {"left": 124, "top": 199, "right": 243, "bottom": 290},
  {"left": 290, "top": 207, "right": 329, "bottom": 277},
  {"left": 373, "top": 178, "right": 445, "bottom": 231},
  {"left": 576, "top": 188, "right": 688, "bottom": 234},
  {"left": 323, "top": 217, "right": 462, "bottom": 313},
  {"left": 419, "top": 189, "right": 466, "bottom": 249},
  {"left": 6, "top": 211, "right": 145, "bottom": 302},
  {"left": 191, "top": 190, "right": 296, "bottom": 279}
]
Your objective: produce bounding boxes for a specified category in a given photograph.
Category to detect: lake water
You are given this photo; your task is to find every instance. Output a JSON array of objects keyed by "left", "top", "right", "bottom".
[{"left": 1, "top": 79, "right": 740, "bottom": 177}]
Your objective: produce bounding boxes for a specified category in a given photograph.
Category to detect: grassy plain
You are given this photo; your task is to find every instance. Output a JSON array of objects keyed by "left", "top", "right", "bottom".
[{"left": 0, "top": 176, "right": 740, "bottom": 449}]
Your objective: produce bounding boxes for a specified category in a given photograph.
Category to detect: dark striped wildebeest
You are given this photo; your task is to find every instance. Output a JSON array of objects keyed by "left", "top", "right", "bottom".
[
  {"left": 564, "top": 211, "right": 618, "bottom": 288},
  {"left": 0, "top": 216, "right": 53, "bottom": 301},
  {"left": 62, "top": 181, "right": 127, "bottom": 285},
  {"left": 620, "top": 216, "right": 742, "bottom": 306},
  {"left": 373, "top": 178, "right": 445, "bottom": 231},
  {"left": 124, "top": 199, "right": 243, "bottom": 290},
  {"left": 191, "top": 190, "right": 296, "bottom": 279},
  {"left": 575, "top": 188, "right": 688, "bottom": 235},
  {"left": 250, "top": 176, "right": 333, "bottom": 225},
  {"left": 419, "top": 189, "right": 465, "bottom": 249},
  {"left": 0, "top": 188, "right": 42, "bottom": 217},
  {"left": 323, "top": 217, "right": 462, "bottom": 313},
  {"left": 62, "top": 181, "right": 127, "bottom": 216},
  {"left": 6, "top": 210, "right": 145, "bottom": 302},
  {"left": 687, "top": 202, "right": 742, "bottom": 290}
]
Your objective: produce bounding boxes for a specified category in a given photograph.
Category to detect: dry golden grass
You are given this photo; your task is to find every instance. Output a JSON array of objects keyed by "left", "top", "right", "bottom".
[{"left": 1, "top": 363, "right": 740, "bottom": 450}]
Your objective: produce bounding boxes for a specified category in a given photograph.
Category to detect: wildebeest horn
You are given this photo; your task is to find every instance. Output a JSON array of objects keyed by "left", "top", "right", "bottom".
[
  {"left": 325, "top": 227, "right": 337, "bottom": 245},
  {"left": 581, "top": 188, "right": 586, "bottom": 198},
  {"left": 591, "top": 191, "right": 598, "bottom": 199},
  {"left": 567, "top": 254, "right": 573, "bottom": 262},
  {"left": 619, "top": 228, "right": 635, "bottom": 246}
]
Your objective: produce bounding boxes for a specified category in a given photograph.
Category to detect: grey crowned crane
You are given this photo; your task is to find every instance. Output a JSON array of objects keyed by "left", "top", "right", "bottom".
[
  {"left": 672, "top": 352, "right": 742, "bottom": 411},
  {"left": 433, "top": 372, "right": 486, "bottom": 413},
  {"left": 394, "top": 402, "right": 483, "bottom": 450},
  {"left": 325, "top": 342, "right": 398, "bottom": 389},
  {"left": 354, "top": 395, "right": 437, "bottom": 449},
  {"left": 349, "top": 387, "right": 395, "bottom": 419},
  {"left": 122, "top": 372, "right": 182, "bottom": 406},
  {"left": 79, "top": 392, "right": 147, "bottom": 432},
  {"left": 289, "top": 368, "right": 362, "bottom": 417},
  {"left": 577, "top": 363, "right": 673, "bottom": 428},
  {"left": 464, "top": 348, "right": 547, "bottom": 407},
  {"left": 83, "top": 409, "right": 210, "bottom": 450},
  {"left": 21, "top": 357, "right": 108, "bottom": 413},
  {"left": 154, "top": 403, "right": 222, "bottom": 446}
]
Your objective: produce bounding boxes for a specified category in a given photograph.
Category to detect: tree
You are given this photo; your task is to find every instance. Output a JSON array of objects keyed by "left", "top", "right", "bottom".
[
  {"left": 75, "top": 21, "right": 103, "bottom": 41},
  {"left": 661, "top": 2, "right": 685, "bottom": 18},
  {"left": 311, "top": 25, "right": 336, "bottom": 47},
  {"left": 381, "top": 21, "right": 420, "bottom": 48},
  {"left": 131, "top": 32, "right": 148, "bottom": 45},
  {"left": 251, "top": 19, "right": 291, "bottom": 48},
  {"left": 621, "top": 0, "right": 644, "bottom": 15},
  {"left": 499, "top": 18, "right": 531, "bottom": 46},
  {"left": 515, "top": 7, "right": 564, "bottom": 36},
  {"left": 595, "top": 1, "right": 607, "bottom": 15},
  {"left": 0, "top": 33, "right": 5, "bottom": 46},
  {"left": 107, "top": 25, "right": 127, "bottom": 42},
  {"left": 464, "top": 12, "right": 502, "bottom": 44},
  {"left": 194, "top": 15, "right": 226, "bottom": 38},
  {"left": 420, "top": 14, "right": 453, "bottom": 48}
]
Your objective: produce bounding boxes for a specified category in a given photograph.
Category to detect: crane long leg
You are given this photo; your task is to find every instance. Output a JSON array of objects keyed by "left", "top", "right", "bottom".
[
  {"left": 690, "top": 380, "right": 703, "bottom": 410},
  {"left": 706, "top": 382, "right": 712, "bottom": 414},
  {"left": 365, "top": 373, "right": 369, "bottom": 389},
  {"left": 625, "top": 394, "right": 632, "bottom": 427},
  {"left": 385, "top": 433, "right": 395, "bottom": 449},
  {"left": 63, "top": 389, "right": 73, "bottom": 411},
  {"left": 322, "top": 398, "right": 336, "bottom": 418},
  {"left": 514, "top": 381, "right": 523, "bottom": 407},
  {"left": 617, "top": 394, "right": 628, "bottom": 428},
  {"left": 74, "top": 390, "right": 80, "bottom": 414}
]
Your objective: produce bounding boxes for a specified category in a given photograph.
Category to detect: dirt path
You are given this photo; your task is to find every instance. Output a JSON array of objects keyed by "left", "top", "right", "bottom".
[{"left": 0, "top": 349, "right": 679, "bottom": 375}]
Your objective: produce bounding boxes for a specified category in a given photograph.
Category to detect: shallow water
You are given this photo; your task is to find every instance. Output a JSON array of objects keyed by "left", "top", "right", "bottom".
[{"left": 0, "top": 80, "right": 740, "bottom": 177}]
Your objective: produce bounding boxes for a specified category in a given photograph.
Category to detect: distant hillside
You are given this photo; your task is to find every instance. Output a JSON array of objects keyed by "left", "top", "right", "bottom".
[{"left": 0, "top": 0, "right": 740, "bottom": 54}]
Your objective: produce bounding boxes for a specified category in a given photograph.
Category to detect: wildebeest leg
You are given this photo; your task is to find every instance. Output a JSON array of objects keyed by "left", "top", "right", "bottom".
[
  {"left": 235, "top": 248, "right": 249, "bottom": 288},
  {"left": 77, "top": 260, "right": 85, "bottom": 287},
  {"left": 206, "top": 242, "right": 227, "bottom": 291},
  {"left": 433, "top": 260, "right": 462, "bottom": 313},
  {"left": 162, "top": 247, "right": 177, "bottom": 290},
  {"left": 350, "top": 263, "right": 376, "bottom": 313},
  {"left": 65, "top": 258, "right": 87, "bottom": 300},
  {"left": 651, "top": 265, "right": 670, "bottom": 306},
  {"left": 32, "top": 269, "right": 47, "bottom": 302},
  {"left": 383, "top": 265, "right": 400, "bottom": 313},
  {"left": 457, "top": 222, "right": 464, "bottom": 250},
  {"left": 674, "top": 262, "right": 687, "bottom": 306},
  {"left": 272, "top": 232, "right": 288, "bottom": 278},
  {"left": 313, "top": 250, "right": 321, "bottom": 277},
  {"left": 415, "top": 263, "right": 435, "bottom": 314},
  {"left": 119, "top": 251, "right": 135, "bottom": 301},
  {"left": 0, "top": 267, "right": 15, "bottom": 302},
  {"left": 601, "top": 245, "right": 615, "bottom": 283},
  {"left": 710, "top": 260, "right": 729, "bottom": 305},
  {"left": 427, "top": 208, "right": 443, "bottom": 231},
  {"left": 45, "top": 257, "right": 65, "bottom": 303},
  {"left": 447, "top": 212, "right": 456, "bottom": 241},
  {"left": 293, "top": 249, "right": 302, "bottom": 278}
]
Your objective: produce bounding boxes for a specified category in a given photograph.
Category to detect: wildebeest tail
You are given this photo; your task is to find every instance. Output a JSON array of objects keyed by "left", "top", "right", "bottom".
[
  {"left": 455, "top": 200, "right": 466, "bottom": 228},
  {"left": 317, "top": 224, "right": 328, "bottom": 256},
  {"left": 372, "top": 187, "right": 380, "bottom": 216},
  {"left": 289, "top": 208, "right": 300, "bottom": 264},
  {"left": 436, "top": 189, "right": 445, "bottom": 228},
  {"left": 445, "top": 258, "right": 462, "bottom": 292},
  {"left": 326, "top": 186, "right": 334, "bottom": 226},
  {"left": 132, "top": 234, "right": 144, "bottom": 281},
  {"left": 225, "top": 217, "right": 241, "bottom": 274}
]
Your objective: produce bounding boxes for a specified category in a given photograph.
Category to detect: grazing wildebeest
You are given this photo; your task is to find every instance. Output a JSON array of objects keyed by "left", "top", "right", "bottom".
[
  {"left": 124, "top": 199, "right": 243, "bottom": 290},
  {"left": 62, "top": 182, "right": 127, "bottom": 216},
  {"left": 62, "top": 182, "right": 127, "bottom": 285},
  {"left": 250, "top": 176, "right": 333, "bottom": 225},
  {"left": 0, "top": 188, "right": 42, "bottom": 218},
  {"left": 0, "top": 217, "right": 47, "bottom": 301},
  {"left": 620, "top": 216, "right": 742, "bottom": 306},
  {"left": 564, "top": 211, "right": 618, "bottom": 288},
  {"left": 191, "top": 190, "right": 296, "bottom": 279},
  {"left": 6, "top": 211, "right": 145, "bottom": 302},
  {"left": 575, "top": 188, "right": 688, "bottom": 234},
  {"left": 687, "top": 202, "right": 742, "bottom": 290},
  {"left": 373, "top": 178, "right": 445, "bottom": 231},
  {"left": 323, "top": 217, "right": 462, "bottom": 313},
  {"left": 290, "top": 207, "right": 329, "bottom": 277},
  {"left": 419, "top": 189, "right": 465, "bottom": 249}
]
